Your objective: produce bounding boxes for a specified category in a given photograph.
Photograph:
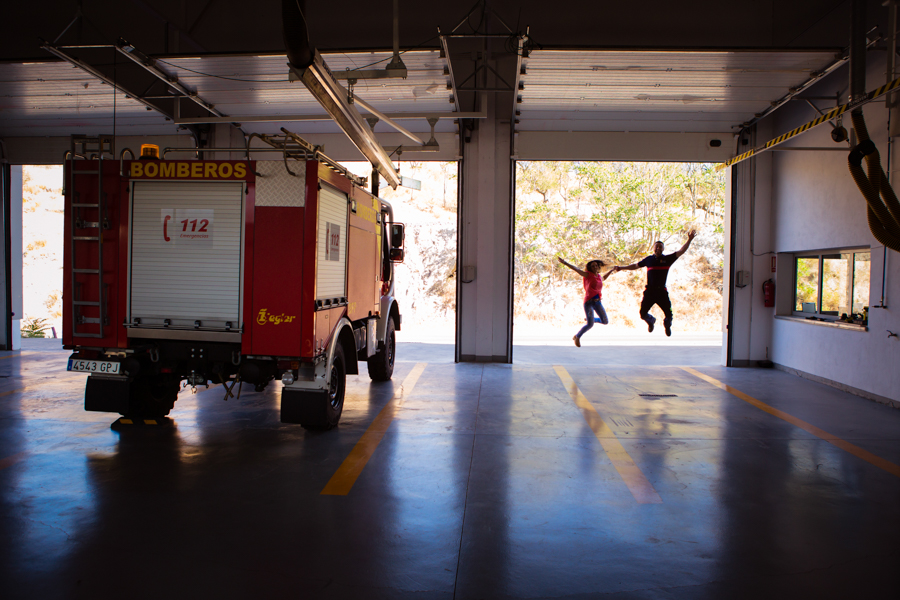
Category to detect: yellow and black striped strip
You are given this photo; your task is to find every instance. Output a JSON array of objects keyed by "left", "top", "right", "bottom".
[{"left": 723, "top": 75, "right": 900, "bottom": 168}]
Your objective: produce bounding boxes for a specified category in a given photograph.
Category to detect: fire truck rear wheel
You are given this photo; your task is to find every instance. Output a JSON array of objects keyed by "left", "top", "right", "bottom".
[
  {"left": 367, "top": 318, "right": 395, "bottom": 381},
  {"left": 300, "top": 344, "right": 346, "bottom": 430},
  {"left": 128, "top": 375, "right": 179, "bottom": 418}
]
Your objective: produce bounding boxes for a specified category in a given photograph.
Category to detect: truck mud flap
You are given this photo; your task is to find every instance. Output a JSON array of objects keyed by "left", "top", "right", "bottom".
[
  {"left": 280, "top": 388, "right": 328, "bottom": 424},
  {"left": 84, "top": 377, "right": 133, "bottom": 414}
]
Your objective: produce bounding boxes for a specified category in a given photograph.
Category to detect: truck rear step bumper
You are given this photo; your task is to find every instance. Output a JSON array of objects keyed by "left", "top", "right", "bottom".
[
  {"left": 84, "top": 377, "right": 132, "bottom": 414},
  {"left": 280, "top": 388, "right": 328, "bottom": 424}
]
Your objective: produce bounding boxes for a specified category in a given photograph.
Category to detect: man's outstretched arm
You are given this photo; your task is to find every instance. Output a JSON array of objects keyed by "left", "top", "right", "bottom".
[
  {"left": 674, "top": 230, "right": 697, "bottom": 258},
  {"left": 615, "top": 263, "right": 642, "bottom": 272}
]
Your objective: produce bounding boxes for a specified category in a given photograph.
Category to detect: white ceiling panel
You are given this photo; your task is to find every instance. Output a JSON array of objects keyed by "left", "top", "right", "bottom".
[
  {"left": 1, "top": 47, "right": 843, "bottom": 141},
  {"left": 517, "top": 49, "right": 840, "bottom": 133},
  {"left": 0, "top": 50, "right": 455, "bottom": 138}
]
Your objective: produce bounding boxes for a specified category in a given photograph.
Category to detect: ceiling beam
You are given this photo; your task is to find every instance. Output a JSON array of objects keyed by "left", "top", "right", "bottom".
[
  {"left": 173, "top": 105, "right": 488, "bottom": 125},
  {"left": 115, "top": 39, "right": 226, "bottom": 119},
  {"left": 291, "top": 50, "right": 401, "bottom": 188},
  {"left": 40, "top": 41, "right": 174, "bottom": 120}
]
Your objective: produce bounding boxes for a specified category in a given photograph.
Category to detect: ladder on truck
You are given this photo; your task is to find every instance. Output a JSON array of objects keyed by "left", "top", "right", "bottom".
[{"left": 67, "top": 136, "right": 113, "bottom": 339}]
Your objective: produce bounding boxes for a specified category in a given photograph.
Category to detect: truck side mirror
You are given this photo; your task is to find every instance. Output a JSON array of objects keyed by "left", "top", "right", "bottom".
[
  {"left": 389, "top": 248, "right": 404, "bottom": 263},
  {"left": 390, "top": 223, "right": 404, "bottom": 248}
]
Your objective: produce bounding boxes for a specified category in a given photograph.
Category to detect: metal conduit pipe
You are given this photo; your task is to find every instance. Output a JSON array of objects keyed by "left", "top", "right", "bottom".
[
  {"left": 119, "top": 148, "right": 134, "bottom": 177},
  {"left": 848, "top": 111, "right": 900, "bottom": 252},
  {"left": 282, "top": 0, "right": 313, "bottom": 70},
  {"left": 846, "top": 0, "right": 900, "bottom": 252},
  {"left": 850, "top": 0, "right": 868, "bottom": 103}
]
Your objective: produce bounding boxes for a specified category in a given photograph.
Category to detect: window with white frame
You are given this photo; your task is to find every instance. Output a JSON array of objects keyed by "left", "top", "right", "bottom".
[{"left": 793, "top": 250, "right": 870, "bottom": 320}]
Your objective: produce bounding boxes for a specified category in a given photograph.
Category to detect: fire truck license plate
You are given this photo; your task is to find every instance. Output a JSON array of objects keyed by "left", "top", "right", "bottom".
[{"left": 67, "top": 359, "right": 121, "bottom": 374}]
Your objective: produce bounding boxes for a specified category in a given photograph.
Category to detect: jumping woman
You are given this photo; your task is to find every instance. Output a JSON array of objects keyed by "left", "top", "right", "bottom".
[{"left": 557, "top": 257, "right": 615, "bottom": 347}]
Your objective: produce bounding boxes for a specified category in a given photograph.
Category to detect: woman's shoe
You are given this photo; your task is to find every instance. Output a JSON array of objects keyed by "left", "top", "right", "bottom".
[{"left": 573, "top": 336, "right": 581, "bottom": 347}]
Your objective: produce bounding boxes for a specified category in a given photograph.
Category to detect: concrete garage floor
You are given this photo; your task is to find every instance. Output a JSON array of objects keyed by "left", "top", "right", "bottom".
[{"left": 1, "top": 339, "right": 899, "bottom": 599}]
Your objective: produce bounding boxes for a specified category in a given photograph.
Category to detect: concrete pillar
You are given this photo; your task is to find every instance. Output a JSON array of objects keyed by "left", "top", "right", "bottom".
[
  {"left": 456, "top": 95, "right": 513, "bottom": 363},
  {"left": 724, "top": 121, "right": 774, "bottom": 367},
  {"left": 1, "top": 163, "right": 8, "bottom": 349},
  {"left": 9, "top": 165, "right": 22, "bottom": 350}
]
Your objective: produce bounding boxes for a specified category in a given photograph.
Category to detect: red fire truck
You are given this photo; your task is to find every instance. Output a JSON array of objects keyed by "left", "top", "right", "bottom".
[{"left": 63, "top": 144, "right": 403, "bottom": 430}]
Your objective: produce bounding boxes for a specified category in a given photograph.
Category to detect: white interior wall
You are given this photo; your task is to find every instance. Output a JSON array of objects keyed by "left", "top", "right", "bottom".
[
  {"left": 0, "top": 132, "right": 461, "bottom": 165},
  {"left": 516, "top": 131, "right": 733, "bottom": 163},
  {"left": 761, "top": 58, "right": 900, "bottom": 405},
  {"left": 1, "top": 135, "right": 196, "bottom": 165},
  {"left": 751, "top": 138, "right": 775, "bottom": 362}
]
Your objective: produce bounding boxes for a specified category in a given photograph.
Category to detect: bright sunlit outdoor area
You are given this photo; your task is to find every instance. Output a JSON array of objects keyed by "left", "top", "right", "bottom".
[{"left": 512, "top": 161, "right": 726, "bottom": 362}]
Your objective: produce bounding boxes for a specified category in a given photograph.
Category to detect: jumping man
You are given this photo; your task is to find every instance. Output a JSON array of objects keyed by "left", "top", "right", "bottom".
[
  {"left": 557, "top": 257, "right": 615, "bottom": 347},
  {"left": 611, "top": 230, "right": 696, "bottom": 337}
]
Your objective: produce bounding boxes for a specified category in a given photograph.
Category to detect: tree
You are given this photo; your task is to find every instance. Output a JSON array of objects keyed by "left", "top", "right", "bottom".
[
  {"left": 514, "top": 161, "right": 725, "bottom": 324},
  {"left": 21, "top": 317, "right": 49, "bottom": 338}
]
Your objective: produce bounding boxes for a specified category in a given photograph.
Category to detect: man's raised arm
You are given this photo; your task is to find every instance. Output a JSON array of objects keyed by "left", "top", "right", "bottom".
[{"left": 674, "top": 230, "right": 697, "bottom": 258}]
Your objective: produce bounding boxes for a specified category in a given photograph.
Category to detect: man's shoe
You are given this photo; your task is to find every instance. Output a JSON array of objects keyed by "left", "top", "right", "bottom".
[
  {"left": 573, "top": 335, "right": 581, "bottom": 347},
  {"left": 664, "top": 323, "right": 672, "bottom": 337},
  {"left": 647, "top": 319, "right": 655, "bottom": 333}
]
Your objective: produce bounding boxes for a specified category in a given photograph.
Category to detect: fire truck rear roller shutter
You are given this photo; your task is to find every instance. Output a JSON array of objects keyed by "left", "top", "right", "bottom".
[
  {"left": 316, "top": 184, "right": 349, "bottom": 302},
  {"left": 129, "top": 181, "right": 245, "bottom": 330}
]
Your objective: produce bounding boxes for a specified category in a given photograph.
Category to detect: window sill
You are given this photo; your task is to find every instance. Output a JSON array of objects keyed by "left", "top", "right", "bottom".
[{"left": 774, "top": 315, "right": 868, "bottom": 332}]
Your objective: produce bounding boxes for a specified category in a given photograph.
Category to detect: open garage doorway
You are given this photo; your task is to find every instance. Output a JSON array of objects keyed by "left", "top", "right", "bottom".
[
  {"left": 20, "top": 165, "right": 64, "bottom": 345},
  {"left": 513, "top": 161, "right": 725, "bottom": 365},
  {"left": 344, "top": 161, "right": 458, "bottom": 361}
]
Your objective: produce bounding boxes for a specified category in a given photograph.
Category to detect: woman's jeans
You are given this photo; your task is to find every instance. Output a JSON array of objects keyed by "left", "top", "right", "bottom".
[{"left": 576, "top": 296, "right": 608, "bottom": 338}]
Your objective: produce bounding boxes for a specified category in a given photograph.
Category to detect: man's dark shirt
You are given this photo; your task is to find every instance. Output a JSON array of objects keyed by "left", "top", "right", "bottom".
[{"left": 637, "top": 252, "right": 678, "bottom": 288}]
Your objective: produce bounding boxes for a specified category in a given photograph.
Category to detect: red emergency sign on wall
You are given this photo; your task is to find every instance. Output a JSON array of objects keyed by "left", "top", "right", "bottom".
[{"left": 771, "top": 256, "right": 777, "bottom": 272}]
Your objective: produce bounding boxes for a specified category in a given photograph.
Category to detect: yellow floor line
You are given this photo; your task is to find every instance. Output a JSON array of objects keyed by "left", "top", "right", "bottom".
[
  {"left": 682, "top": 367, "right": 900, "bottom": 479},
  {"left": 553, "top": 366, "right": 663, "bottom": 504},
  {"left": 0, "top": 387, "right": 27, "bottom": 398},
  {"left": 321, "top": 363, "right": 428, "bottom": 496}
]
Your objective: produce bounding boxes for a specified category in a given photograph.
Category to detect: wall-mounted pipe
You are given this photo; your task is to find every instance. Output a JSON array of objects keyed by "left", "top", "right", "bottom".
[
  {"left": 119, "top": 148, "right": 134, "bottom": 177},
  {"left": 282, "top": 0, "right": 313, "bottom": 70},
  {"left": 848, "top": 113, "right": 900, "bottom": 252},
  {"left": 846, "top": 0, "right": 900, "bottom": 253}
]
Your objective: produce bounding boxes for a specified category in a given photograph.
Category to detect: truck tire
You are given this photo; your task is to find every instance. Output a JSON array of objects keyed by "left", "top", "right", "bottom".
[
  {"left": 128, "top": 375, "right": 179, "bottom": 418},
  {"left": 367, "top": 318, "right": 395, "bottom": 381},
  {"left": 299, "top": 344, "right": 346, "bottom": 430}
]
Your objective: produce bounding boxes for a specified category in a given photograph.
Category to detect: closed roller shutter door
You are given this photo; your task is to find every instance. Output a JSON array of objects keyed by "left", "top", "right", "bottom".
[
  {"left": 129, "top": 181, "right": 244, "bottom": 329},
  {"left": 316, "top": 185, "right": 348, "bottom": 301}
]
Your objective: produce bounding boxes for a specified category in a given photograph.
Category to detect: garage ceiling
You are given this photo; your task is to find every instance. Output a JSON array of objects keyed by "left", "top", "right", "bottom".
[
  {"left": 0, "top": 46, "right": 842, "bottom": 148},
  {"left": 517, "top": 49, "right": 842, "bottom": 133},
  {"left": 0, "top": 49, "right": 455, "bottom": 138}
]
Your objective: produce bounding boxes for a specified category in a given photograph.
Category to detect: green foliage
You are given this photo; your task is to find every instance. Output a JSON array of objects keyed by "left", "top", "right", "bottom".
[
  {"left": 21, "top": 317, "right": 49, "bottom": 338},
  {"left": 794, "top": 258, "right": 819, "bottom": 311},
  {"left": 514, "top": 161, "right": 725, "bottom": 301}
]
